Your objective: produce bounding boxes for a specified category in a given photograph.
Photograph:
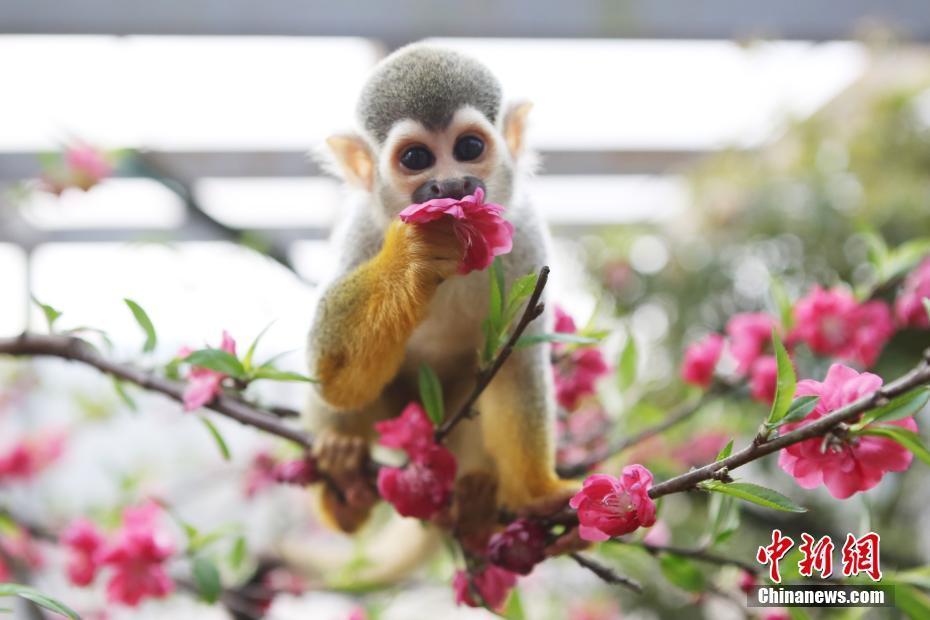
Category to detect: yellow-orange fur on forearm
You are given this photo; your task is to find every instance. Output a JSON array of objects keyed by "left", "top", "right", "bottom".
[{"left": 313, "top": 222, "right": 442, "bottom": 410}]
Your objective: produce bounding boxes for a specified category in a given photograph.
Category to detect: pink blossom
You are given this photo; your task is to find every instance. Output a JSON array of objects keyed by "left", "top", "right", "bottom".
[
  {"left": 0, "top": 556, "right": 8, "bottom": 581},
  {"left": 790, "top": 287, "right": 893, "bottom": 367},
  {"left": 674, "top": 431, "right": 729, "bottom": 468},
  {"left": 778, "top": 364, "right": 916, "bottom": 499},
  {"left": 762, "top": 611, "right": 791, "bottom": 620},
  {"left": 749, "top": 355, "right": 779, "bottom": 404},
  {"left": 896, "top": 257, "right": 930, "bottom": 328},
  {"left": 347, "top": 608, "right": 368, "bottom": 620},
  {"left": 554, "top": 305, "right": 578, "bottom": 335},
  {"left": 0, "top": 432, "right": 65, "bottom": 481},
  {"left": 243, "top": 451, "right": 279, "bottom": 498},
  {"left": 398, "top": 187, "right": 513, "bottom": 274},
  {"left": 65, "top": 144, "right": 113, "bottom": 190},
  {"left": 99, "top": 502, "right": 175, "bottom": 606},
  {"left": 557, "top": 406, "right": 610, "bottom": 469},
  {"left": 0, "top": 527, "right": 44, "bottom": 570},
  {"left": 681, "top": 333, "right": 724, "bottom": 389},
  {"left": 554, "top": 348, "right": 610, "bottom": 410},
  {"left": 642, "top": 520, "right": 671, "bottom": 546},
  {"left": 726, "top": 313, "right": 776, "bottom": 374},
  {"left": 375, "top": 402, "right": 435, "bottom": 459},
  {"left": 377, "top": 444, "right": 456, "bottom": 519},
  {"left": 181, "top": 330, "right": 237, "bottom": 411},
  {"left": 272, "top": 456, "right": 319, "bottom": 486},
  {"left": 452, "top": 565, "right": 518, "bottom": 611},
  {"left": 487, "top": 518, "right": 547, "bottom": 575},
  {"left": 738, "top": 570, "right": 757, "bottom": 594},
  {"left": 62, "top": 518, "right": 106, "bottom": 587},
  {"left": 569, "top": 465, "right": 657, "bottom": 542},
  {"left": 844, "top": 301, "right": 895, "bottom": 368}
]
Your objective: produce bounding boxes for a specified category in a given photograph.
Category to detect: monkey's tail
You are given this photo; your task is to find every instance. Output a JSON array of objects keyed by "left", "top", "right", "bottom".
[{"left": 277, "top": 510, "right": 442, "bottom": 588}]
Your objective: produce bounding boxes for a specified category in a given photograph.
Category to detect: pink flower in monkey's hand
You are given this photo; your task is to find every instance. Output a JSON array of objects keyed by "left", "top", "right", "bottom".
[
  {"left": 570, "top": 465, "right": 657, "bottom": 542},
  {"left": 377, "top": 444, "right": 457, "bottom": 519},
  {"left": 398, "top": 187, "right": 514, "bottom": 274},
  {"left": 453, "top": 565, "right": 518, "bottom": 611},
  {"left": 180, "top": 330, "right": 237, "bottom": 411}
]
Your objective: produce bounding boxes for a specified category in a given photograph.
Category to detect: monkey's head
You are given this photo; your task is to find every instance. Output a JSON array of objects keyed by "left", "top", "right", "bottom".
[{"left": 326, "top": 44, "right": 532, "bottom": 220}]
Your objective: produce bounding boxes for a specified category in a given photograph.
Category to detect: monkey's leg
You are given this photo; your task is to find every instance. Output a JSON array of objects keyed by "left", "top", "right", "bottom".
[
  {"left": 478, "top": 346, "right": 578, "bottom": 513},
  {"left": 311, "top": 221, "right": 459, "bottom": 410},
  {"left": 313, "top": 429, "right": 378, "bottom": 533}
]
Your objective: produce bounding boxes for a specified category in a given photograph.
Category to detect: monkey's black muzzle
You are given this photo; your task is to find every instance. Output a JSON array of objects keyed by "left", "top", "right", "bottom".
[{"left": 412, "top": 176, "right": 486, "bottom": 203}]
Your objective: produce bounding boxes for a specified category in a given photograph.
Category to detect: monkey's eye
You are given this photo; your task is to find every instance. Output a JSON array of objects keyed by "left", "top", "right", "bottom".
[
  {"left": 453, "top": 136, "right": 485, "bottom": 162},
  {"left": 399, "top": 146, "right": 435, "bottom": 171}
]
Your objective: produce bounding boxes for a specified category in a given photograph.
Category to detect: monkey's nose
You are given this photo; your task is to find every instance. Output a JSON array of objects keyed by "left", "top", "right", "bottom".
[{"left": 413, "top": 176, "right": 486, "bottom": 203}]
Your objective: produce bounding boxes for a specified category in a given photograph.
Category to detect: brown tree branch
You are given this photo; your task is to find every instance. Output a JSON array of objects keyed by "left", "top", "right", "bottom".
[
  {"left": 569, "top": 552, "right": 642, "bottom": 592},
  {"left": 0, "top": 332, "right": 312, "bottom": 449},
  {"left": 434, "top": 266, "right": 549, "bottom": 443},
  {"left": 648, "top": 349, "right": 930, "bottom": 499},
  {"left": 628, "top": 541, "right": 759, "bottom": 574},
  {"left": 558, "top": 390, "right": 714, "bottom": 478}
]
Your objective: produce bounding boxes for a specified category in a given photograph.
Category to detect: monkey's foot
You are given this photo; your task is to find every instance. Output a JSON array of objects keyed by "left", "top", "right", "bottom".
[
  {"left": 452, "top": 471, "right": 499, "bottom": 552},
  {"left": 314, "top": 431, "right": 377, "bottom": 533},
  {"left": 515, "top": 480, "right": 580, "bottom": 519}
]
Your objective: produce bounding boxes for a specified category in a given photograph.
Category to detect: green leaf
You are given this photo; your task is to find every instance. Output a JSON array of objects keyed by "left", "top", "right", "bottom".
[
  {"left": 766, "top": 330, "right": 796, "bottom": 425},
  {"left": 769, "top": 277, "right": 794, "bottom": 330},
  {"left": 199, "top": 417, "right": 231, "bottom": 461},
  {"left": 700, "top": 480, "right": 806, "bottom": 513},
  {"left": 895, "top": 566, "right": 930, "bottom": 590},
  {"left": 659, "top": 555, "right": 706, "bottom": 592},
  {"left": 504, "top": 273, "right": 538, "bottom": 327},
  {"left": 617, "top": 336, "right": 637, "bottom": 391},
  {"left": 715, "top": 439, "right": 734, "bottom": 462},
  {"left": 488, "top": 257, "right": 505, "bottom": 335},
  {"left": 191, "top": 556, "right": 222, "bottom": 604},
  {"left": 515, "top": 332, "right": 602, "bottom": 348},
  {"left": 32, "top": 297, "right": 62, "bottom": 332},
  {"left": 418, "top": 364, "right": 444, "bottom": 427},
  {"left": 184, "top": 349, "right": 245, "bottom": 379},
  {"left": 242, "top": 321, "right": 275, "bottom": 373},
  {"left": 229, "top": 536, "right": 247, "bottom": 571},
  {"left": 859, "top": 426, "right": 930, "bottom": 466},
  {"left": 0, "top": 584, "right": 81, "bottom": 619},
  {"left": 112, "top": 378, "right": 137, "bottom": 412},
  {"left": 707, "top": 491, "right": 740, "bottom": 546},
  {"left": 779, "top": 395, "right": 820, "bottom": 425},
  {"left": 857, "top": 388, "right": 930, "bottom": 428},
  {"left": 251, "top": 366, "right": 316, "bottom": 383},
  {"left": 124, "top": 299, "right": 157, "bottom": 353},
  {"left": 894, "top": 583, "right": 930, "bottom": 619},
  {"left": 502, "top": 587, "right": 526, "bottom": 620},
  {"left": 884, "top": 240, "right": 930, "bottom": 282}
]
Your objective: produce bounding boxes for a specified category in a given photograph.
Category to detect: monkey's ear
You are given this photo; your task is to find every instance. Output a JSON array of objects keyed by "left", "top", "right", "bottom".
[
  {"left": 502, "top": 101, "right": 533, "bottom": 159},
  {"left": 325, "top": 134, "right": 375, "bottom": 191}
]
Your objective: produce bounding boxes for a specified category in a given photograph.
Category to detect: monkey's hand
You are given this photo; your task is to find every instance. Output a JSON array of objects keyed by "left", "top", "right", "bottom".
[
  {"left": 314, "top": 431, "right": 378, "bottom": 533},
  {"left": 311, "top": 218, "right": 462, "bottom": 410}
]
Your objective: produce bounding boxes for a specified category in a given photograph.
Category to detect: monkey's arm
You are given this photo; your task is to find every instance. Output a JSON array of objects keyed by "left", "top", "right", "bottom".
[{"left": 310, "top": 220, "right": 459, "bottom": 410}]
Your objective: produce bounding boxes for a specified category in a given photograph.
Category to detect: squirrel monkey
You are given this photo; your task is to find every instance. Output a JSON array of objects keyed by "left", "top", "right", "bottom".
[{"left": 303, "top": 43, "right": 572, "bottom": 554}]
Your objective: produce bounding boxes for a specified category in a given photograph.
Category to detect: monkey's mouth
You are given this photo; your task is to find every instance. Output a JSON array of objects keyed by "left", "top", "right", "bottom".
[{"left": 411, "top": 176, "right": 486, "bottom": 204}]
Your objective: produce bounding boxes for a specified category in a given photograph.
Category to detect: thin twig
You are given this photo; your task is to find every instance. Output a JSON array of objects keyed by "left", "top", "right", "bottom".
[
  {"left": 558, "top": 391, "right": 712, "bottom": 478},
  {"left": 629, "top": 541, "right": 759, "bottom": 574},
  {"left": 0, "top": 333, "right": 312, "bottom": 448},
  {"left": 569, "top": 552, "right": 642, "bottom": 593},
  {"left": 434, "top": 266, "right": 550, "bottom": 443},
  {"left": 648, "top": 350, "right": 930, "bottom": 499}
]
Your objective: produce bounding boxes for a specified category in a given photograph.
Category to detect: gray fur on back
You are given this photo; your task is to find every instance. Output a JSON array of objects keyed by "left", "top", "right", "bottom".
[{"left": 357, "top": 44, "right": 503, "bottom": 143}]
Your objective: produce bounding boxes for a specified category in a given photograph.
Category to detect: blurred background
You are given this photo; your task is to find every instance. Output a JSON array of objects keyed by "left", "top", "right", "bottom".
[{"left": 3, "top": 1, "right": 930, "bottom": 619}]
